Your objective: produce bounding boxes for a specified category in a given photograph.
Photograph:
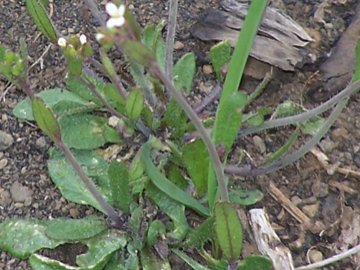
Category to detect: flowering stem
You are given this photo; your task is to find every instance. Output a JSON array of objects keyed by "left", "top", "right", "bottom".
[
  {"left": 150, "top": 64, "right": 229, "bottom": 202},
  {"left": 165, "top": 0, "right": 178, "bottom": 77}
]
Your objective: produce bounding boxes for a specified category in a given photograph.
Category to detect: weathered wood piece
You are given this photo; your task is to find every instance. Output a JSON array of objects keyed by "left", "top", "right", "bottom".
[
  {"left": 191, "top": 0, "right": 313, "bottom": 71},
  {"left": 248, "top": 208, "right": 295, "bottom": 270}
]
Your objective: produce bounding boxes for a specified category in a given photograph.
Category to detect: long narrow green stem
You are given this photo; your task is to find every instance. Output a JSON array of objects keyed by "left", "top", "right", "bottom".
[
  {"left": 239, "top": 80, "right": 360, "bottom": 136},
  {"left": 57, "top": 140, "right": 125, "bottom": 229},
  {"left": 151, "top": 64, "right": 229, "bottom": 202},
  {"left": 226, "top": 96, "right": 349, "bottom": 176}
]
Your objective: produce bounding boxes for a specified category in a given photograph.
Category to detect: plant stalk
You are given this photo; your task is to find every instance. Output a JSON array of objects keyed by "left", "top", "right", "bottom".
[
  {"left": 57, "top": 140, "right": 125, "bottom": 229},
  {"left": 151, "top": 64, "right": 229, "bottom": 202},
  {"left": 165, "top": 0, "right": 178, "bottom": 77}
]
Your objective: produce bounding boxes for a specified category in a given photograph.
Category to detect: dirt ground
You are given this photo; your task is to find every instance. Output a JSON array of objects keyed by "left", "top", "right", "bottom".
[{"left": 1, "top": 0, "right": 360, "bottom": 269}]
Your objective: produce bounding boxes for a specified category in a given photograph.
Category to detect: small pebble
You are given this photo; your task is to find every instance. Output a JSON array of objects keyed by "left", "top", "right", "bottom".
[
  {"left": 253, "top": 135, "right": 266, "bottom": 154},
  {"left": 0, "top": 189, "right": 12, "bottom": 207},
  {"left": 36, "top": 136, "right": 47, "bottom": 148},
  {"left": 0, "top": 131, "right": 14, "bottom": 151},
  {"left": 302, "top": 202, "right": 320, "bottom": 218},
  {"left": 10, "top": 181, "right": 33, "bottom": 203},
  {"left": 174, "top": 41, "right": 184, "bottom": 50},
  {"left": 0, "top": 158, "right": 8, "bottom": 170},
  {"left": 69, "top": 208, "right": 80, "bottom": 218},
  {"left": 319, "top": 137, "right": 337, "bottom": 153},
  {"left": 308, "top": 249, "right": 323, "bottom": 263},
  {"left": 311, "top": 181, "right": 329, "bottom": 198},
  {"left": 202, "top": 65, "right": 213, "bottom": 74}
]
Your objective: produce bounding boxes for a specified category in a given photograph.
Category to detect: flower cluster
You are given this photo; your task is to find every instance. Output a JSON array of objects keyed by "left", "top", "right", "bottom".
[{"left": 105, "top": 2, "right": 126, "bottom": 28}]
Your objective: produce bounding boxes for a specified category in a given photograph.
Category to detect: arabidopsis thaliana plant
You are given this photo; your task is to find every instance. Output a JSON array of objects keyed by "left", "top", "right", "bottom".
[{"left": 105, "top": 3, "right": 126, "bottom": 28}]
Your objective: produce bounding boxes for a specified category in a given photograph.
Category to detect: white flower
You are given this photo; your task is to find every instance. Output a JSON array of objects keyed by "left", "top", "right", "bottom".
[
  {"left": 105, "top": 3, "right": 126, "bottom": 28},
  {"left": 57, "top": 37, "right": 67, "bottom": 47},
  {"left": 79, "top": 34, "right": 87, "bottom": 45}
]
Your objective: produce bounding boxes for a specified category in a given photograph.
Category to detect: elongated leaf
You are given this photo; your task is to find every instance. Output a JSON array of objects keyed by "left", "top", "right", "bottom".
[
  {"left": 0, "top": 219, "right": 63, "bottom": 259},
  {"left": 32, "top": 96, "right": 61, "bottom": 142},
  {"left": 13, "top": 88, "right": 97, "bottom": 121},
  {"left": 146, "top": 183, "right": 188, "bottom": 241},
  {"left": 263, "top": 128, "right": 300, "bottom": 165},
  {"left": 209, "top": 41, "right": 231, "bottom": 80},
  {"left": 142, "top": 22, "right": 166, "bottom": 70},
  {"left": 183, "top": 139, "right": 209, "bottom": 197},
  {"left": 45, "top": 216, "right": 107, "bottom": 241},
  {"left": 214, "top": 202, "right": 243, "bottom": 261},
  {"left": 353, "top": 40, "right": 360, "bottom": 82},
  {"left": 59, "top": 114, "right": 121, "bottom": 149},
  {"left": 48, "top": 148, "right": 112, "bottom": 212},
  {"left": 126, "top": 88, "right": 144, "bottom": 120},
  {"left": 238, "top": 255, "right": 272, "bottom": 270},
  {"left": 141, "top": 143, "right": 209, "bottom": 216},
  {"left": 173, "top": 52, "right": 196, "bottom": 94},
  {"left": 26, "top": 0, "right": 58, "bottom": 42},
  {"left": 108, "top": 161, "right": 131, "bottom": 213},
  {"left": 213, "top": 92, "right": 247, "bottom": 150}
]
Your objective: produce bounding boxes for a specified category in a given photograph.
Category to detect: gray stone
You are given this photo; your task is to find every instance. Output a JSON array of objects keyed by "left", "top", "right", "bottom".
[
  {"left": 10, "top": 181, "right": 33, "bottom": 203},
  {"left": 0, "top": 131, "right": 14, "bottom": 151},
  {"left": 35, "top": 136, "right": 47, "bottom": 148},
  {"left": 0, "top": 158, "right": 8, "bottom": 170}
]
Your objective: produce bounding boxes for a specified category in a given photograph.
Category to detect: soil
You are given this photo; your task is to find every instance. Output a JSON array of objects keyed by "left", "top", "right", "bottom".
[{"left": 1, "top": 0, "right": 360, "bottom": 269}]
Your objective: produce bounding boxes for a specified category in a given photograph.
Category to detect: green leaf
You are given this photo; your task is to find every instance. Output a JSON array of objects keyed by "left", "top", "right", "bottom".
[
  {"left": 108, "top": 161, "right": 131, "bottom": 213},
  {"left": 32, "top": 96, "right": 61, "bottom": 142},
  {"left": 213, "top": 92, "right": 247, "bottom": 150},
  {"left": 147, "top": 220, "right": 166, "bottom": 246},
  {"left": 173, "top": 52, "right": 196, "bottom": 94},
  {"left": 126, "top": 88, "right": 144, "bottom": 120},
  {"left": 274, "top": 100, "right": 303, "bottom": 118},
  {"left": 162, "top": 98, "right": 188, "bottom": 139},
  {"left": 229, "top": 189, "right": 264, "bottom": 206},
  {"left": 59, "top": 114, "right": 121, "bottom": 149},
  {"left": 140, "top": 248, "right": 171, "bottom": 270},
  {"left": 141, "top": 143, "right": 210, "bottom": 216},
  {"left": 245, "top": 107, "right": 272, "bottom": 128},
  {"left": 183, "top": 139, "right": 209, "bottom": 197},
  {"left": 13, "top": 88, "right": 98, "bottom": 121},
  {"left": 142, "top": 22, "right": 166, "bottom": 70},
  {"left": 209, "top": 41, "right": 231, "bottom": 80},
  {"left": 300, "top": 117, "right": 325, "bottom": 136},
  {"left": 48, "top": 148, "right": 112, "bottom": 212},
  {"left": 76, "top": 230, "right": 127, "bottom": 268},
  {"left": 214, "top": 202, "right": 243, "bottom": 261},
  {"left": 122, "top": 40, "right": 155, "bottom": 68},
  {"left": 45, "top": 216, "right": 107, "bottom": 241},
  {"left": 237, "top": 255, "right": 273, "bottom": 270},
  {"left": 185, "top": 218, "right": 214, "bottom": 248},
  {"left": 353, "top": 40, "right": 360, "bottom": 82},
  {"left": 172, "top": 249, "right": 210, "bottom": 270},
  {"left": 146, "top": 183, "right": 189, "bottom": 241},
  {"left": 26, "top": 0, "right": 57, "bottom": 42},
  {"left": 66, "top": 74, "right": 106, "bottom": 105},
  {"left": 100, "top": 49, "right": 117, "bottom": 78},
  {"left": 0, "top": 219, "right": 63, "bottom": 259},
  {"left": 263, "top": 128, "right": 300, "bottom": 165}
]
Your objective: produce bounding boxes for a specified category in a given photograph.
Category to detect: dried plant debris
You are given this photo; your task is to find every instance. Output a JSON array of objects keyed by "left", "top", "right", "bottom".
[{"left": 191, "top": 0, "right": 314, "bottom": 71}]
